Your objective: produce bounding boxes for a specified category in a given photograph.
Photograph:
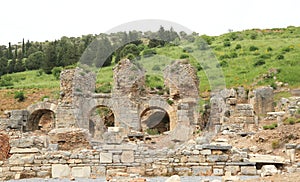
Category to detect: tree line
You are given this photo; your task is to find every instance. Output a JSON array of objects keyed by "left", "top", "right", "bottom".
[{"left": 0, "top": 26, "right": 197, "bottom": 77}]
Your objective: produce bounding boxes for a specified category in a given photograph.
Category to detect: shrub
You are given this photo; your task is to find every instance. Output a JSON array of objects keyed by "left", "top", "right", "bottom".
[
  {"left": 0, "top": 76, "right": 13, "bottom": 87},
  {"left": 272, "top": 140, "right": 280, "bottom": 149},
  {"left": 183, "top": 47, "right": 193, "bottom": 53},
  {"left": 14, "top": 91, "right": 25, "bottom": 102},
  {"left": 249, "top": 45, "right": 259, "bottom": 51},
  {"left": 253, "top": 59, "right": 265, "bottom": 67},
  {"left": 259, "top": 54, "right": 272, "bottom": 59},
  {"left": 167, "top": 99, "right": 174, "bottom": 105},
  {"left": 180, "top": 54, "right": 189, "bottom": 59},
  {"left": 142, "top": 49, "right": 157, "bottom": 57},
  {"left": 235, "top": 44, "right": 242, "bottom": 50},
  {"left": 229, "top": 52, "right": 238, "bottom": 58},
  {"left": 36, "top": 69, "right": 43, "bottom": 77},
  {"left": 267, "top": 47, "right": 273, "bottom": 51},
  {"left": 263, "top": 123, "right": 278, "bottom": 130},
  {"left": 223, "top": 41, "right": 231, "bottom": 47},
  {"left": 51, "top": 67, "right": 62, "bottom": 80},
  {"left": 284, "top": 118, "right": 296, "bottom": 125},
  {"left": 218, "top": 61, "right": 228, "bottom": 67},
  {"left": 95, "top": 83, "right": 112, "bottom": 93},
  {"left": 152, "top": 65, "right": 161, "bottom": 71},
  {"left": 276, "top": 54, "right": 284, "bottom": 60},
  {"left": 146, "top": 128, "right": 159, "bottom": 135}
]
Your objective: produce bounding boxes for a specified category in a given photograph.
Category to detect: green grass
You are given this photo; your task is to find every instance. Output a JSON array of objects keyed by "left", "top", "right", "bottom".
[
  {"left": 0, "top": 70, "right": 59, "bottom": 89},
  {"left": 1, "top": 26, "right": 300, "bottom": 93}
]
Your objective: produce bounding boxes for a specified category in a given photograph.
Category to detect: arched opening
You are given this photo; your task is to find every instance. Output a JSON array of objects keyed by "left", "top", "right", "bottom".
[
  {"left": 26, "top": 109, "right": 55, "bottom": 132},
  {"left": 89, "top": 105, "right": 115, "bottom": 140},
  {"left": 140, "top": 107, "right": 170, "bottom": 135}
]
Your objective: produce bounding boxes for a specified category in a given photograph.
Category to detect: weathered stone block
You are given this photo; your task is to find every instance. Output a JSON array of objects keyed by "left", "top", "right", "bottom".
[
  {"left": 261, "top": 165, "right": 277, "bottom": 177},
  {"left": 213, "top": 168, "right": 224, "bottom": 176},
  {"left": 248, "top": 154, "right": 285, "bottom": 164},
  {"left": 9, "top": 154, "right": 35, "bottom": 165},
  {"left": 52, "top": 164, "right": 70, "bottom": 178},
  {"left": 10, "top": 147, "right": 39, "bottom": 154},
  {"left": 10, "top": 166, "right": 24, "bottom": 171},
  {"left": 200, "top": 149, "right": 212, "bottom": 155},
  {"left": 207, "top": 155, "right": 229, "bottom": 162},
  {"left": 100, "top": 152, "right": 112, "bottom": 163},
  {"left": 127, "top": 166, "right": 145, "bottom": 175},
  {"left": 225, "top": 166, "right": 240, "bottom": 175},
  {"left": 71, "top": 166, "right": 91, "bottom": 178},
  {"left": 192, "top": 166, "right": 212, "bottom": 176},
  {"left": 121, "top": 151, "right": 134, "bottom": 163},
  {"left": 91, "top": 166, "right": 106, "bottom": 177},
  {"left": 241, "top": 166, "right": 257, "bottom": 175}
]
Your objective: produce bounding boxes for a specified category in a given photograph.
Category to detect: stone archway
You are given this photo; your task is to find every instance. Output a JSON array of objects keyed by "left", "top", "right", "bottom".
[
  {"left": 88, "top": 105, "right": 115, "bottom": 140},
  {"left": 26, "top": 109, "right": 55, "bottom": 132},
  {"left": 140, "top": 107, "right": 170, "bottom": 135}
]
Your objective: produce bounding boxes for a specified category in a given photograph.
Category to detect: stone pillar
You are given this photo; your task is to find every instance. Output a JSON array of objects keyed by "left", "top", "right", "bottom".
[{"left": 250, "top": 87, "right": 274, "bottom": 116}]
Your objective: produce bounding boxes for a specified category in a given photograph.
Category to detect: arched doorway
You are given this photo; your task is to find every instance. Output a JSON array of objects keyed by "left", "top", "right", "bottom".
[
  {"left": 26, "top": 109, "right": 55, "bottom": 132},
  {"left": 89, "top": 106, "right": 115, "bottom": 139},
  {"left": 140, "top": 107, "right": 170, "bottom": 135}
]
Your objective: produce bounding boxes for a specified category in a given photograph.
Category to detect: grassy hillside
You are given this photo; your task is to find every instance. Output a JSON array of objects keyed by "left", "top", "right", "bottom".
[{"left": 1, "top": 26, "right": 299, "bottom": 95}]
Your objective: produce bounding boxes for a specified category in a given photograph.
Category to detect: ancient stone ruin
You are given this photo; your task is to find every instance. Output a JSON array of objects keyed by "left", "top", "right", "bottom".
[{"left": 0, "top": 59, "right": 299, "bottom": 181}]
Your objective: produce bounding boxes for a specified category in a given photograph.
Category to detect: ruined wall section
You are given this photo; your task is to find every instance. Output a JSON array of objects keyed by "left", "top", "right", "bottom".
[
  {"left": 112, "top": 59, "right": 146, "bottom": 132},
  {"left": 56, "top": 68, "right": 96, "bottom": 129},
  {"left": 164, "top": 60, "right": 200, "bottom": 127}
]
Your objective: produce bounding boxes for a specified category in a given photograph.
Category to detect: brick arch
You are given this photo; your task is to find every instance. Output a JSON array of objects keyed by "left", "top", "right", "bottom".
[
  {"left": 140, "top": 97, "right": 177, "bottom": 131},
  {"left": 26, "top": 102, "right": 57, "bottom": 132}
]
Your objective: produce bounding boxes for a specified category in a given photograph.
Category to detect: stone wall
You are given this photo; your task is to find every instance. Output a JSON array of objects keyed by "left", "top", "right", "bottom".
[{"left": 1, "top": 134, "right": 299, "bottom": 180}]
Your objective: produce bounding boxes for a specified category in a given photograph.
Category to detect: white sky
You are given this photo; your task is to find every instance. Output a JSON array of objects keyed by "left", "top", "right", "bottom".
[{"left": 1, "top": 0, "right": 299, "bottom": 45}]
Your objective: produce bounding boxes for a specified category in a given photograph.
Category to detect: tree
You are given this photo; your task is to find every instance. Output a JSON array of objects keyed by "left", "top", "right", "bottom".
[
  {"left": 42, "top": 42, "right": 57, "bottom": 74},
  {"left": 7, "top": 42, "right": 13, "bottom": 59},
  {"left": 0, "top": 57, "right": 8, "bottom": 76},
  {"left": 25, "top": 51, "right": 44, "bottom": 70},
  {"left": 14, "top": 59, "right": 25, "bottom": 72},
  {"left": 22, "top": 38, "right": 26, "bottom": 58}
]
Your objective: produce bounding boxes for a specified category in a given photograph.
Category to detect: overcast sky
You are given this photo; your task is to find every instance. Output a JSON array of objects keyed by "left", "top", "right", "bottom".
[{"left": 1, "top": 0, "right": 299, "bottom": 45}]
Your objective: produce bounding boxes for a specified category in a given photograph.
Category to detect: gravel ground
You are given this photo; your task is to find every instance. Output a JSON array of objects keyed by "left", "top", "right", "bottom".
[{"left": 7, "top": 176, "right": 259, "bottom": 182}]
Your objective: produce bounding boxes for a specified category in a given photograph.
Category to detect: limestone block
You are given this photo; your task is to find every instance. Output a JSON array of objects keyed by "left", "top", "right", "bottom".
[
  {"left": 165, "top": 175, "right": 180, "bottom": 182},
  {"left": 207, "top": 155, "right": 229, "bottom": 162},
  {"left": 9, "top": 154, "right": 35, "bottom": 165},
  {"left": 200, "top": 149, "right": 212, "bottom": 155},
  {"left": 121, "top": 151, "right": 134, "bottom": 163},
  {"left": 261, "top": 165, "right": 277, "bottom": 177},
  {"left": 91, "top": 166, "right": 106, "bottom": 177},
  {"left": 248, "top": 154, "right": 285, "bottom": 164},
  {"left": 241, "top": 166, "right": 257, "bottom": 175},
  {"left": 224, "top": 166, "right": 240, "bottom": 175},
  {"left": 52, "top": 164, "right": 70, "bottom": 178},
  {"left": 213, "top": 168, "right": 224, "bottom": 176},
  {"left": 10, "top": 147, "right": 39, "bottom": 154},
  {"left": 10, "top": 138, "right": 34, "bottom": 148},
  {"left": 10, "top": 166, "right": 24, "bottom": 171},
  {"left": 71, "top": 166, "right": 91, "bottom": 178},
  {"left": 100, "top": 152, "right": 112, "bottom": 163},
  {"left": 192, "top": 166, "right": 212, "bottom": 176}
]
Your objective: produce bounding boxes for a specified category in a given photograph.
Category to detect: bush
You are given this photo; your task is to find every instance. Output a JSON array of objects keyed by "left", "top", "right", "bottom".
[
  {"left": 152, "top": 65, "right": 161, "bottom": 71},
  {"left": 52, "top": 67, "right": 62, "bottom": 80},
  {"left": 263, "top": 123, "right": 278, "bottom": 130},
  {"left": 284, "top": 118, "right": 296, "bottom": 125},
  {"left": 272, "top": 140, "right": 280, "bottom": 149},
  {"left": 0, "top": 76, "right": 13, "bottom": 87},
  {"left": 146, "top": 128, "right": 159, "bottom": 135},
  {"left": 142, "top": 49, "right": 157, "bottom": 57},
  {"left": 223, "top": 41, "right": 231, "bottom": 47},
  {"left": 218, "top": 61, "right": 228, "bottom": 67},
  {"left": 253, "top": 59, "right": 265, "bottom": 67},
  {"left": 235, "top": 44, "right": 242, "bottom": 50},
  {"left": 180, "top": 54, "right": 189, "bottom": 59},
  {"left": 183, "top": 47, "right": 193, "bottom": 53},
  {"left": 267, "top": 47, "right": 273, "bottom": 51},
  {"left": 276, "top": 54, "right": 284, "bottom": 60},
  {"left": 95, "top": 83, "right": 112, "bottom": 93},
  {"left": 14, "top": 91, "right": 25, "bottom": 102},
  {"left": 259, "top": 54, "right": 272, "bottom": 59},
  {"left": 249, "top": 45, "right": 259, "bottom": 51}
]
